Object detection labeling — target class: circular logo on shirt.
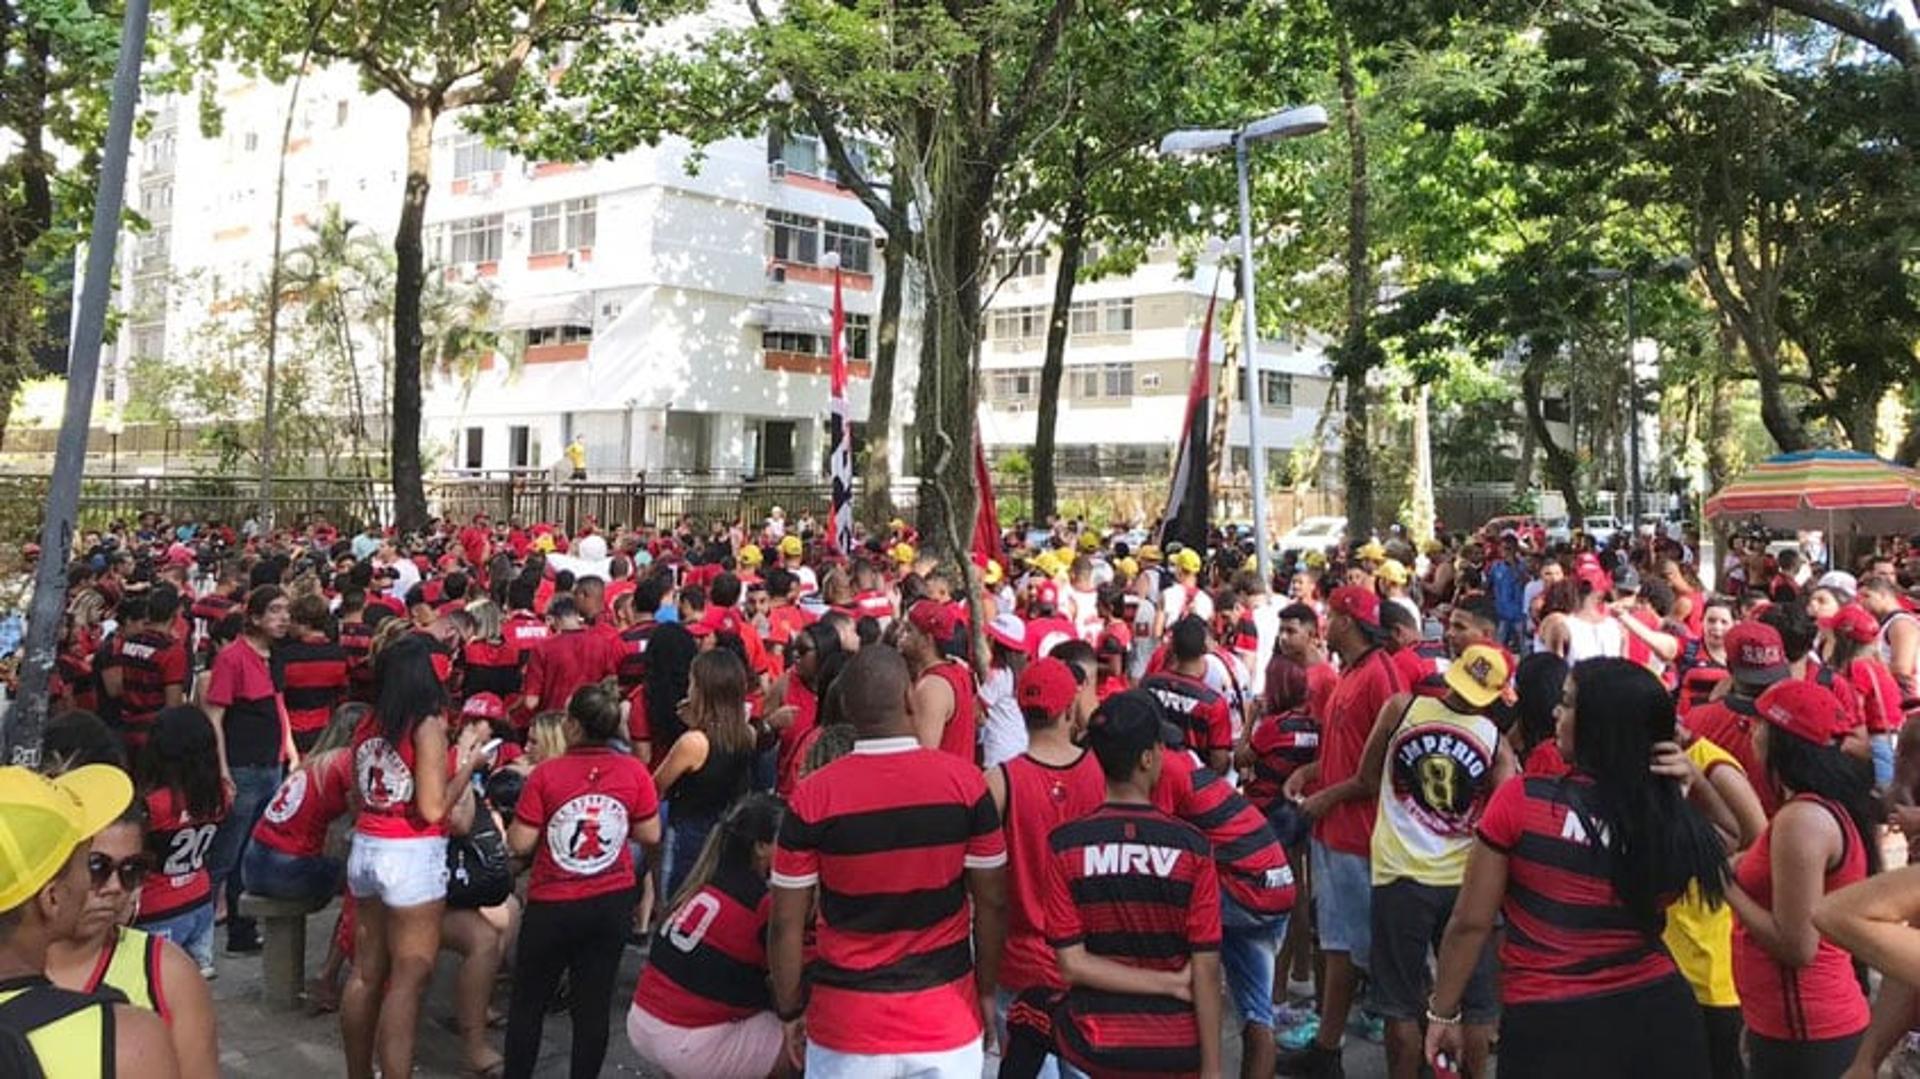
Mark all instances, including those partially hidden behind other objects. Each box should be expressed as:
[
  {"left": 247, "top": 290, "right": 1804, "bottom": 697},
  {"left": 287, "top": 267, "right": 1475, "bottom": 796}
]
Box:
[
  {"left": 1388, "top": 728, "right": 1494, "bottom": 837},
  {"left": 545, "top": 793, "right": 628, "bottom": 876},
  {"left": 355, "top": 738, "right": 414, "bottom": 810},
  {"left": 264, "top": 771, "right": 308, "bottom": 825}
]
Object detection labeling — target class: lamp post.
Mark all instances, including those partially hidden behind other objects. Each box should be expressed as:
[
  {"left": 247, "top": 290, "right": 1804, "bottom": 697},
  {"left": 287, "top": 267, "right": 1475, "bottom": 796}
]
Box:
[
  {"left": 105, "top": 408, "right": 125, "bottom": 476},
  {"left": 1161, "top": 104, "right": 1329, "bottom": 584}
]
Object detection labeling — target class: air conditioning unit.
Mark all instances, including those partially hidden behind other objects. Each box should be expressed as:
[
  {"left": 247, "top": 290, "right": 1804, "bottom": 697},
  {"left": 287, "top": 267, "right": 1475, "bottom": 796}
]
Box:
[
  {"left": 1141, "top": 373, "right": 1162, "bottom": 390},
  {"left": 874, "top": 234, "right": 888, "bottom": 252},
  {"left": 767, "top": 264, "right": 788, "bottom": 284},
  {"left": 1006, "top": 402, "right": 1027, "bottom": 413},
  {"left": 470, "top": 171, "right": 496, "bottom": 194},
  {"left": 601, "top": 301, "right": 622, "bottom": 319},
  {"left": 769, "top": 160, "right": 788, "bottom": 180},
  {"left": 455, "top": 264, "right": 479, "bottom": 284}
]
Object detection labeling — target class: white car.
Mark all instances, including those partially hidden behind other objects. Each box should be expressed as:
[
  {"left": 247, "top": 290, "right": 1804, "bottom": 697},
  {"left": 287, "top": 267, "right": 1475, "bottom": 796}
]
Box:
[
  {"left": 1543, "top": 516, "right": 1572, "bottom": 546},
  {"left": 1277, "top": 515, "right": 1348, "bottom": 559},
  {"left": 1581, "top": 515, "right": 1621, "bottom": 547}
]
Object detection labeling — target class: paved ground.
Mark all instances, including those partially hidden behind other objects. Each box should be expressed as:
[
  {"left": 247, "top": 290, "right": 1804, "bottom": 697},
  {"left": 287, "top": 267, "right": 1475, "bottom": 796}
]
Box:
[{"left": 209, "top": 902, "right": 1393, "bottom": 1077}]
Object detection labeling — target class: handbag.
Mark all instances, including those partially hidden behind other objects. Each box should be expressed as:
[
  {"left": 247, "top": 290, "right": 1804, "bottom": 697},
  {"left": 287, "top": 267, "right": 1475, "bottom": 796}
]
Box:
[{"left": 445, "top": 790, "right": 513, "bottom": 910}]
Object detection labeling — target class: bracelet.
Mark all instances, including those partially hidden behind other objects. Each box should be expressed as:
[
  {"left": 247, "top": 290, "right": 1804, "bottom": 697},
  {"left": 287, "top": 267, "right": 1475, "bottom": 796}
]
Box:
[{"left": 1425, "top": 1003, "right": 1463, "bottom": 1026}]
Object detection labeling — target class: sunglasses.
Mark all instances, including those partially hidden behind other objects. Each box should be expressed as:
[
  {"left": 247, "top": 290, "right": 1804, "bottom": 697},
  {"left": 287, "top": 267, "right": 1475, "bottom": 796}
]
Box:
[{"left": 87, "top": 852, "right": 150, "bottom": 891}]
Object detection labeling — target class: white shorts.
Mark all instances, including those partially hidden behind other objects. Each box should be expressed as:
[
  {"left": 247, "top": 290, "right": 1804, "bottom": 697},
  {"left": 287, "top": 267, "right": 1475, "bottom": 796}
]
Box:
[
  {"left": 627, "top": 1004, "right": 784, "bottom": 1079},
  {"left": 805, "top": 1037, "right": 983, "bottom": 1079},
  {"left": 346, "top": 833, "right": 449, "bottom": 908}
]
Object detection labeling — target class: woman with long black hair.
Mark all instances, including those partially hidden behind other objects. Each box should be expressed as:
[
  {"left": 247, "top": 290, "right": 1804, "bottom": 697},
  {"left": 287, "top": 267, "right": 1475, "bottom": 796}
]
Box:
[
  {"left": 339, "top": 633, "right": 490, "bottom": 1079},
  {"left": 1511, "top": 652, "right": 1570, "bottom": 777},
  {"left": 133, "top": 706, "right": 230, "bottom": 978},
  {"left": 1727, "top": 679, "right": 1876, "bottom": 1077},
  {"left": 1427, "top": 658, "right": 1727, "bottom": 1078},
  {"left": 631, "top": 621, "right": 698, "bottom": 769}
]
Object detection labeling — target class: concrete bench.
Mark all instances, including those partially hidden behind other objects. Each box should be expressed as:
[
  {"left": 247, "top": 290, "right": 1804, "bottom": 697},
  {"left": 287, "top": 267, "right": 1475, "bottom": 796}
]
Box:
[{"left": 237, "top": 892, "right": 331, "bottom": 1009}]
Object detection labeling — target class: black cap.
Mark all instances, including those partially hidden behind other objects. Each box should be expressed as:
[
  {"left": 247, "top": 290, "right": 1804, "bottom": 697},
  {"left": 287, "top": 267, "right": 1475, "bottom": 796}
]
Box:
[{"left": 1612, "top": 565, "right": 1642, "bottom": 593}]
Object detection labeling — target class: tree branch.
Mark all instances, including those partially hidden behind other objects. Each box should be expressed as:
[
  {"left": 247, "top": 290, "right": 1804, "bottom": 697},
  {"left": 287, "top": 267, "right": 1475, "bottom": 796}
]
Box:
[
  {"left": 1763, "top": 0, "right": 1920, "bottom": 66},
  {"left": 982, "top": 0, "right": 1076, "bottom": 178}
]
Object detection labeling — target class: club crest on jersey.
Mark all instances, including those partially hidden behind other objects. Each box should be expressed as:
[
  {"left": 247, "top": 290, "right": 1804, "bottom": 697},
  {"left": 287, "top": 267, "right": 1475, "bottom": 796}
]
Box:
[
  {"left": 264, "top": 771, "right": 307, "bottom": 825},
  {"left": 355, "top": 738, "right": 413, "bottom": 809},
  {"left": 547, "top": 793, "right": 628, "bottom": 875}
]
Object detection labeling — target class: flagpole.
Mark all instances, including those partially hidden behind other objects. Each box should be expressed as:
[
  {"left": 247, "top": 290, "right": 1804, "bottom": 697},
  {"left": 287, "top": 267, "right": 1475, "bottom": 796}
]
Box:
[{"left": 825, "top": 251, "right": 854, "bottom": 555}]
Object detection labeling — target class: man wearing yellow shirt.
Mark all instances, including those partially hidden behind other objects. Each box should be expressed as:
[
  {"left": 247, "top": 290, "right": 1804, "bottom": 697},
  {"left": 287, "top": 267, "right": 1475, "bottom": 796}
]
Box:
[
  {"left": 564, "top": 435, "right": 588, "bottom": 480},
  {"left": 1664, "top": 734, "right": 1767, "bottom": 1079}
]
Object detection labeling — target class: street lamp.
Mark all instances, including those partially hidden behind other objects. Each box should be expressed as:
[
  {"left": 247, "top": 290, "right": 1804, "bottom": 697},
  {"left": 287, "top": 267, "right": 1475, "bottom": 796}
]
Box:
[
  {"left": 1161, "top": 104, "right": 1329, "bottom": 584},
  {"left": 1584, "top": 255, "right": 1692, "bottom": 522},
  {"left": 104, "top": 407, "right": 125, "bottom": 477}
]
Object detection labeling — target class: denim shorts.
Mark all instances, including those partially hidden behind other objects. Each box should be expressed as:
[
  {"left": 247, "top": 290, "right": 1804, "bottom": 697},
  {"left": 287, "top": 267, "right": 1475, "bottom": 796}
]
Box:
[
  {"left": 1872, "top": 733, "right": 1896, "bottom": 788},
  {"left": 1310, "top": 840, "right": 1372, "bottom": 970},
  {"left": 137, "top": 900, "right": 215, "bottom": 969},
  {"left": 241, "top": 842, "right": 344, "bottom": 905},
  {"left": 1220, "top": 891, "right": 1288, "bottom": 1029},
  {"left": 346, "top": 833, "right": 448, "bottom": 908}
]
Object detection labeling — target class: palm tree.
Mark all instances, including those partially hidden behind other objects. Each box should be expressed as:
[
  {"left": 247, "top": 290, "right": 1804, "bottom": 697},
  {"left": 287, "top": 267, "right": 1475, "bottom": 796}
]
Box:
[
  {"left": 278, "top": 208, "right": 391, "bottom": 472},
  {"left": 420, "top": 268, "right": 521, "bottom": 402}
]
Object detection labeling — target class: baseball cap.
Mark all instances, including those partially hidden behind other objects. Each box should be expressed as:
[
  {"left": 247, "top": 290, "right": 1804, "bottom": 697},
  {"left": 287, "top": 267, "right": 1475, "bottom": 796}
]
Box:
[
  {"left": 1577, "top": 564, "right": 1612, "bottom": 597},
  {"left": 0, "top": 764, "right": 133, "bottom": 913},
  {"left": 1171, "top": 549, "right": 1203, "bottom": 575},
  {"left": 908, "top": 599, "right": 957, "bottom": 640},
  {"left": 1445, "top": 645, "right": 1512, "bottom": 709},
  {"left": 1612, "top": 566, "right": 1642, "bottom": 594},
  {"left": 1137, "top": 544, "right": 1162, "bottom": 563},
  {"left": 1078, "top": 532, "right": 1100, "bottom": 553},
  {"left": 778, "top": 535, "right": 803, "bottom": 558},
  {"left": 986, "top": 613, "right": 1027, "bottom": 651},
  {"left": 891, "top": 543, "right": 917, "bottom": 566},
  {"left": 1356, "top": 540, "right": 1387, "bottom": 563},
  {"left": 982, "top": 559, "right": 1005, "bottom": 587},
  {"left": 462, "top": 692, "right": 506, "bottom": 721},
  {"left": 1033, "top": 580, "right": 1061, "bottom": 610},
  {"left": 1756, "top": 679, "right": 1852, "bottom": 746},
  {"left": 1726, "top": 622, "right": 1790, "bottom": 687},
  {"left": 1017, "top": 658, "right": 1079, "bottom": 716},
  {"left": 738, "top": 544, "right": 763, "bottom": 568},
  {"left": 1376, "top": 559, "right": 1410, "bottom": 586},
  {"left": 1816, "top": 571, "right": 1858, "bottom": 599},
  {"left": 1086, "top": 690, "right": 1166, "bottom": 773},
  {"left": 1830, "top": 604, "right": 1879, "bottom": 645},
  {"left": 1328, "top": 585, "right": 1382, "bottom": 628}
]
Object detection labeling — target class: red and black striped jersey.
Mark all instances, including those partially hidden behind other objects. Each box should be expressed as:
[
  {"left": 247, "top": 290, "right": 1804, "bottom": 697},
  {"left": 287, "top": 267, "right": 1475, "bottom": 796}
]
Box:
[
  {"left": 615, "top": 621, "right": 655, "bottom": 694},
  {"left": 1044, "top": 802, "right": 1220, "bottom": 1079},
  {"left": 1140, "top": 670, "right": 1233, "bottom": 758},
  {"left": 1153, "top": 748, "right": 1295, "bottom": 916},
  {"left": 277, "top": 632, "right": 348, "bottom": 736},
  {"left": 1244, "top": 708, "right": 1320, "bottom": 812},
  {"left": 997, "top": 751, "right": 1107, "bottom": 994},
  {"left": 338, "top": 618, "right": 376, "bottom": 702},
  {"left": 189, "top": 592, "right": 238, "bottom": 666},
  {"left": 105, "top": 629, "right": 188, "bottom": 746},
  {"left": 633, "top": 865, "right": 771, "bottom": 1027},
  {"left": 1476, "top": 774, "right": 1680, "bottom": 1005},
  {"left": 771, "top": 736, "right": 1006, "bottom": 1055},
  {"left": 461, "top": 638, "right": 523, "bottom": 702}
]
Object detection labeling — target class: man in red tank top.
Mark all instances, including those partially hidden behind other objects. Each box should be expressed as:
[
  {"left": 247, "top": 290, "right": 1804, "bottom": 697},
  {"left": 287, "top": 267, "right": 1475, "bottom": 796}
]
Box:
[
  {"left": 983, "top": 657, "right": 1106, "bottom": 1074},
  {"left": 902, "top": 599, "right": 980, "bottom": 764}
]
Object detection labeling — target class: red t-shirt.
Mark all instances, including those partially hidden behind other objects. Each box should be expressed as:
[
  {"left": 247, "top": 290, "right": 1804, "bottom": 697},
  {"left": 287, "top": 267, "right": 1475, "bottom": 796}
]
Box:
[
  {"left": 253, "top": 750, "right": 354, "bottom": 857},
  {"left": 775, "top": 678, "right": 819, "bottom": 798},
  {"left": 1522, "top": 740, "right": 1572, "bottom": 778},
  {"left": 105, "top": 629, "right": 189, "bottom": 748},
  {"left": 517, "top": 746, "right": 659, "bottom": 903},
  {"left": 997, "top": 751, "right": 1107, "bottom": 994},
  {"left": 351, "top": 715, "right": 455, "bottom": 839},
  {"left": 137, "top": 786, "right": 228, "bottom": 921},
  {"left": 1246, "top": 709, "right": 1320, "bottom": 811},
  {"left": 918, "top": 660, "right": 980, "bottom": 765},
  {"left": 205, "top": 638, "right": 286, "bottom": 768},
  {"left": 1313, "top": 648, "right": 1405, "bottom": 855},
  {"left": 523, "top": 628, "right": 618, "bottom": 714},
  {"left": 1304, "top": 661, "right": 1339, "bottom": 723},
  {"left": 1477, "top": 774, "right": 1681, "bottom": 1004},
  {"left": 771, "top": 737, "right": 1006, "bottom": 1055}
]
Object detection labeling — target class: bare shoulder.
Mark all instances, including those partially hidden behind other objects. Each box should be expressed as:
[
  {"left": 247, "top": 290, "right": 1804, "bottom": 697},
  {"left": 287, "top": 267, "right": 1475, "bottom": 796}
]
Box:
[{"left": 113, "top": 1004, "right": 180, "bottom": 1077}]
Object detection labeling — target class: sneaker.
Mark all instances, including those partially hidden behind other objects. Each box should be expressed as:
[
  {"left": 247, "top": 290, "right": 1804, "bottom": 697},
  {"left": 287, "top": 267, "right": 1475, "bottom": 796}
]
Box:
[
  {"left": 198, "top": 963, "right": 217, "bottom": 982},
  {"left": 1277, "top": 1013, "right": 1321, "bottom": 1053},
  {"left": 1347, "top": 1010, "right": 1386, "bottom": 1043},
  {"left": 1274, "top": 1040, "right": 1344, "bottom": 1077}
]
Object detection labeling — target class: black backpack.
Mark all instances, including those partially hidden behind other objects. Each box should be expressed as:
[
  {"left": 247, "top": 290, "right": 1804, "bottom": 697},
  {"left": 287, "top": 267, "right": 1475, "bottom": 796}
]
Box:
[
  {"left": 446, "top": 789, "right": 514, "bottom": 910},
  {"left": 0, "top": 981, "right": 125, "bottom": 1079}
]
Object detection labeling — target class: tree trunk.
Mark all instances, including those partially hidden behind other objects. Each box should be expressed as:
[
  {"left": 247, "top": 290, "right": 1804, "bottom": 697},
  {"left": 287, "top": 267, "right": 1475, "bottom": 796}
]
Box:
[
  {"left": 390, "top": 102, "right": 435, "bottom": 532},
  {"left": 1335, "top": 29, "right": 1377, "bottom": 535},
  {"left": 1897, "top": 406, "right": 1920, "bottom": 467},
  {"left": 1032, "top": 181, "right": 1088, "bottom": 521},
  {"left": 857, "top": 168, "right": 910, "bottom": 525},
  {"left": 1211, "top": 292, "right": 1242, "bottom": 484},
  {"left": 1521, "top": 344, "right": 1583, "bottom": 521},
  {"left": 1513, "top": 397, "right": 1536, "bottom": 499}
]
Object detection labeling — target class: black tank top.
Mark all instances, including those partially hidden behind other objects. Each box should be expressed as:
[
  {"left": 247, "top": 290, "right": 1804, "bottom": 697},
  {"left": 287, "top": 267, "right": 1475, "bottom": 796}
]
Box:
[{"left": 666, "top": 738, "right": 753, "bottom": 818}]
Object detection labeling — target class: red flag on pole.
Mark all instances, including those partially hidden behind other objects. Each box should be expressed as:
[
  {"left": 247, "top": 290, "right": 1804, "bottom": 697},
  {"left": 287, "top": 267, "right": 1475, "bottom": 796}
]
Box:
[
  {"left": 828, "top": 260, "right": 854, "bottom": 554},
  {"left": 972, "top": 433, "right": 1000, "bottom": 569},
  {"left": 1158, "top": 275, "right": 1221, "bottom": 553}
]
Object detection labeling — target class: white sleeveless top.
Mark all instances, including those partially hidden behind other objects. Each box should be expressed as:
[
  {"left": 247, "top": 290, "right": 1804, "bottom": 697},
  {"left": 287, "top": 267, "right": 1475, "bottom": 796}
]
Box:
[{"left": 1564, "top": 615, "right": 1625, "bottom": 665}]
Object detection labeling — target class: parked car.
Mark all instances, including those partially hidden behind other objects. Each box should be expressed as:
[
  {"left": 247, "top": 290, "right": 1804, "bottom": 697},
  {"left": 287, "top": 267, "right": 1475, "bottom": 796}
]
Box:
[
  {"left": 1277, "top": 515, "right": 1348, "bottom": 559},
  {"left": 1637, "top": 512, "right": 1686, "bottom": 542},
  {"left": 1479, "top": 514, "right": 1539, "bottom": 541},
  {"left": 1543, "top": 516, "right": 1572, "bottom": 546},
  {"left": 1580, "top": 515, "right": 1621, "bottom": 547}
]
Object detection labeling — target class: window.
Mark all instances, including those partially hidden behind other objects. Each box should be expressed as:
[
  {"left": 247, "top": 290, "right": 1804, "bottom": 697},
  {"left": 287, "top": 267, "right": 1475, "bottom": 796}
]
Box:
[
  {"left": 314, "top": 178, "right": 328, "bottom": 203},
  {"left": 452, "top": 132, "right": 508, "bottom": 179},
  {"left": 139, "top": 184, "right": 172, "bottom": 213},
  {"left": 990, "top": 305, "right": 1048, "bottom": 342},
  {"left": 102, "top": 361, "right": 116, "bottom": 402},
  {"left": 242, "top": 131, "right": 259, "bottom": 152},
  {"left": 449, "top": 214, "right": 503, "bottom": 264},
  {"left": 1066, "top": 298, "right": 1133, "bottom": 337},
  {"left": 132, "top": 327, "right": 165, "bottom": 359},
  {"left": 526, "top": 324, "right": 593, "bottom": 347},
  {"left": 774, "top": 129, "right": 876, "bottom": 184},
  {"left": 767, "top": 211, "right": 873, "bottom": 273},
  {"left": 1102, "top": 298, "right": 1134, "bottom": 333},
  {"left": 988, "top": 370, "right": 1036, "bottom": 402},
  {"left": 508, "top": 425, "right": 532, "bottom": 468},
  {"left": 463, "top": 427, "right": 484, "bottom": 470},
  {"left": 1074, "top": 362, "right": 1133, "bottom": 399},
  {"left": 1260, "top": 371, "right": 1294, "bottom": 408},
  {"left": 136, "top": 231, "right": 168, "bottom": 273},
  {"left": 335, "top": 100, "right": 350, "bottom": 128},
  {"left": 761, "top": 313, "right": 871, "bottom": 360},
  {"left": 1068, "top": 300, "right": 1100, "bottom": 336},
  {"left": 993, "top": 247, "right": 1048, "bottom": 279},
  {"left": 144, "top": 132, "right": 175, "bottom": 171},
  {"left": 530, "top": 198, "right": 596, "bottom": 254}
]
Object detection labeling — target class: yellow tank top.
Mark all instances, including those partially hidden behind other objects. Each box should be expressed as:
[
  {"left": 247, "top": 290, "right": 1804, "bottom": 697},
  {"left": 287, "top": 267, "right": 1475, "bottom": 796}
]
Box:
[
  {"left": 0, "top": 976, "right": 113, "bottom": 1079},
  {"left": 86, "top": 928, "right": 165, "bottom": 1021},
  {"left": 1663, "top": 737, "right": 1742, "bottom": 1008},
  {"left": 1370, "top": 696, "right": 1502, "bottom": 887}
]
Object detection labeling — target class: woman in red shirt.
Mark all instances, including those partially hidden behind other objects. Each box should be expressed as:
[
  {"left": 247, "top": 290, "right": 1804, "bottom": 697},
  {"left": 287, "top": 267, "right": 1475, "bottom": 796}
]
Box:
[
  {"left": 627, "top": 792, "right": 783, "bottom": 1079},
  {"left": 133, "top": 706, "right": 230, "bottom": 979},
  {"left": 1727, "top": 679, "right": 1875, "bottom": 1076},
  {"left": 1428, "top": 659, "right": 1728, "bottom": 1078},
  {"left": 504, "top": 683, "right": 662, "bottom": 1079},
  {"left": 339, "top": 634, "right": 490, "bottom": 1079}
]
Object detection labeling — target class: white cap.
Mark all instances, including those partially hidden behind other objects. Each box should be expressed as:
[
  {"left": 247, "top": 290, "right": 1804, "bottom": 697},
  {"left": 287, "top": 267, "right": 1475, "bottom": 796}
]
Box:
[{"left": 1816, "top": 570, "right": 1858, "bottom": 598}]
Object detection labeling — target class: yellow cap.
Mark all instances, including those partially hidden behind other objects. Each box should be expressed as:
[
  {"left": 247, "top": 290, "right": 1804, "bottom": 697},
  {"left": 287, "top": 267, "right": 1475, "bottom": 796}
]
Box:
[
  {"left": 1421, "top": 538, "right": 1445, "bottom": 555},
  {"left": 0, "top": 764, "right": 132, "bottom": 913},
  {"left": 778, "top": 535, "right": 803, "bottom": 557},
  {"left": 1078, "top": 532, "right": 1100, "bottom": 552},
  {"left": 982, "top": 559, "right": 1005, "bottom": 586},
  {"left": 738, "top": 544, "right": 763, "bottom": 567},
  {"left": 891, "top": 542, "right": 917, "bottom": 565},
  {"left": 888, "top": 517, "right": 907, "bottom": 532},
  {"left": 1172, "top": 549, "right": 1203, "bottom": 574},
  {"left": 1445, "top": 644, "right": 1512, "bottom": 709},
  {"left": 532, "top": 534, "right": 556, "bottom": 554},
  {"left": 1376, "top": 558, "right": 1410, "bottom": 585},
  {"left": 1357, "top": 541, "right": 1387, "bottom": 563},
  {"left": 1115, "top": 557, "right": 1139, "bottom": 578},
  {"left": 1304, "top": 550, "right": 1327, "bottom": 569},
  {"left": 1138, "top": 544, "right": 1162, "bottom": 563}
]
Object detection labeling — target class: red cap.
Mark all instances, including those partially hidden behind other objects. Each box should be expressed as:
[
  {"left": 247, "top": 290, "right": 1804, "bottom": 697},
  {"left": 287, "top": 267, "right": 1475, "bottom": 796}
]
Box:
[
  {"left": 1830, "top": 604, "right": 1879, "bottom": 645},
  {"left": 461, "top": 692, "right": 506, "bottom": 721},
  {"left": 1033, "top": 580, "right": 1061, "bottom": 610},
  {"left": 1328, "top": 585, "right": 1381, "bottom": 628},
  {"left": 1756, "top": 678, "right": 1851, "bottom": 746},
  {"left": 908, "top": 599, "right": 958, "bottom": 640},
  {"left": 1016, "top": 657, "right": 1079, "bottom": 716},
  {"left": 1726, "top": 622, "right": 1789, "bottom": 686},
  {"left": 1577, "top": 564, "right": 1612, "bottom": 597}
]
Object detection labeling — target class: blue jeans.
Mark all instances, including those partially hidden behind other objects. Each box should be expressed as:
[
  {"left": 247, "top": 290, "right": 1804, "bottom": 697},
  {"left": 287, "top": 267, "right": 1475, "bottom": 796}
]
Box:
[
  {"left": 241, "top": 842, "right": 343, "bottom": 904},
  {"left": 665, "top": 810, "right": 716, "bottom": 900},
  {"left": 139, "top": 901, "right": 215, "bottom": 969},
  {"left": 1221, "top": 892, "right": 1288, "bottom": 1029},
  {"left": 1873, "top": 733, "right": 1896, "bottom": 788},
  {"left": 208, "top": 764, "right": 284, "bottom": 926}
]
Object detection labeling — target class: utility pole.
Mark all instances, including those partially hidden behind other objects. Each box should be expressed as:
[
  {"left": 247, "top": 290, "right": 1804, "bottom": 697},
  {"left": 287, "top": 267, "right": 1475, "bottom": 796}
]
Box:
[{"left": 7, "top": 0, "right": 152, "bottom": 764}]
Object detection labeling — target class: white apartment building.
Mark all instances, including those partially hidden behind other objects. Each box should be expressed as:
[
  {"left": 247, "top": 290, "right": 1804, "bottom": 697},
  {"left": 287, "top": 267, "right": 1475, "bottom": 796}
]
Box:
[{"left": 977, "top": 247, "right": 1336, "bottom": 481}]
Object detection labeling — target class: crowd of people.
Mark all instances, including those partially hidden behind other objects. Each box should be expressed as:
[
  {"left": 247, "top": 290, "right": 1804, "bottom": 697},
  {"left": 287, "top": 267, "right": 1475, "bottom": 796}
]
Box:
[{"left": 4, "top": 505, "right": 1920, "bottom": 1078}]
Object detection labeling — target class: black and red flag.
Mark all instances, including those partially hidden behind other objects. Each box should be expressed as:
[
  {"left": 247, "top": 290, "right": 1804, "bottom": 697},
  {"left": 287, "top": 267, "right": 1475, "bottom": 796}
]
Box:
[{"left": 1157, "top": 277, "right": 1221, "bottom": 553}]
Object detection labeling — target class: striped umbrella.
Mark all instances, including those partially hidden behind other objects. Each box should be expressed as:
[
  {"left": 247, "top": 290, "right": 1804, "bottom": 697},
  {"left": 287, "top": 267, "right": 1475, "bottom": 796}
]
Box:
[{"left": 1704, "top": 449, "right": 1920, "bottom": 533}]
